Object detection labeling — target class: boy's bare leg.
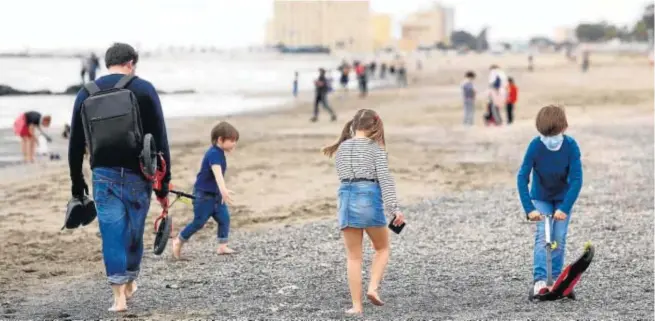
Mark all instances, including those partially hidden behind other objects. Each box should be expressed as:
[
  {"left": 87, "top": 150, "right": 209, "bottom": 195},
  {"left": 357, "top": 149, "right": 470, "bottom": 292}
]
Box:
[{"left": 172, "top": 236, "right": 184, "bottom": 259}]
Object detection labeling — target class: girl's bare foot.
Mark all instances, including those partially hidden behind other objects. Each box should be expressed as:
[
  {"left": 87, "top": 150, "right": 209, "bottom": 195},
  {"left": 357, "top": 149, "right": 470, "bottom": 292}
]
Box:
[
  {"left": 217, "top": 245, "right": 236, "bottom": 255},
  {"left": 125, "top": 281, "right": 137, "bottom": 299},
  {"left": 366, "top": 291, "right": 384, "bottom": 306},
  {"left": 172, "top": 237, "right": 183, "bottom": 260},
  {"left": 345, "top": 307, "right": 363, "bottom": 315}
]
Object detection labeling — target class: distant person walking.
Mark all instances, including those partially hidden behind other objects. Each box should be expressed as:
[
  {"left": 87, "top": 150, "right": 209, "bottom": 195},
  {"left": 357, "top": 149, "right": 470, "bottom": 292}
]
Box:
[
  {"left": 355, "top": 62, "right": 368, "bottom": 98},
  {"left": 311, "top": 68, "right": 337, "bottom": 122},
  {"left": 396, "top": 58, "right": 408, "bottom": 87},
  {"left": 338, "top": 60, "right": 351, "bottom": 93},
  {"left": 581, "top": 50, "right": 590, "bottom": 72},
  {"left": 506, "top": 77, "right": 518, "bottom": 124},
  {"left": 80, "top": 53, "right": 101, "bottom": 83},
  {"left": 13, "top": 111, "right": 52, "bottom": 163},
  {"left": 293, "top": 71, "right": 299, "bottom": 98},
  {"left": 368, "top": 61, "right": 377, "bottom": 78},
  {"left": 461, "top": 71, "right": 476, "bottom": 125},
  {"left": 379, "top": 62, "right": 387, "bottom": 79}
]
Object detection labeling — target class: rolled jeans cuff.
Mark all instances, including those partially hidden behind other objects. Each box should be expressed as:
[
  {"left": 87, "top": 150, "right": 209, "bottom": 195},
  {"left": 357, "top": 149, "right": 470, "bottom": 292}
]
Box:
[
  {"left": 178, "top": 233, "right": 190, "bottom": 242},
  {"left": 107, "top": 274, "right": 131, "bottom": 285},
  {"left": 127, "top": 270, "right": 139, "bottom": 282},
  {"left": 218, "top": 237, "right": 229, "bottom": 244}
]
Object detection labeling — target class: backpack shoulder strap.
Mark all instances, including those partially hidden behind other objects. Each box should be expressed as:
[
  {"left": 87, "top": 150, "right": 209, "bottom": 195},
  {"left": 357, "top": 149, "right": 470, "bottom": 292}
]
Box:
[
  {"left": 114, "top": 74, "right": 136, "bottom": 89},
  {"left": 83, "top": 82, "right": 101, "bottom": 95}
]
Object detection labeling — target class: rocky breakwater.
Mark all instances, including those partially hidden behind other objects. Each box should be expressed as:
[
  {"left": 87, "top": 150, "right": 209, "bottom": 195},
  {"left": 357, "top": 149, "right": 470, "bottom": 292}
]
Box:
[{"left": 0, "top": 84, "right": 196, "bottom": 97}]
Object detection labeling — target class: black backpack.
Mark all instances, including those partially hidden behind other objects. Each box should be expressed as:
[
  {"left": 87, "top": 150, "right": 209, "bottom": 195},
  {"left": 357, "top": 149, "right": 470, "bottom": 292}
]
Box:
[{"left": 80, "top": 75, "right": 144, "bottom": 169}]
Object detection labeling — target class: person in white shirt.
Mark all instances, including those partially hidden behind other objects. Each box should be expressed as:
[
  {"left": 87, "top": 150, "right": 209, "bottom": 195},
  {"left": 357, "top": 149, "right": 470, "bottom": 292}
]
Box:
[{"left": 485, "top": 65, "right": 506, "bottom": 125}]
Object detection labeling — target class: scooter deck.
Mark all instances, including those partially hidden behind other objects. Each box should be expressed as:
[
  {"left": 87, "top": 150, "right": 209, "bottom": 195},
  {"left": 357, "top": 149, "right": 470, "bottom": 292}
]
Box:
[{"left": 536, "top": 242, "right": 595, "bottom": 301}]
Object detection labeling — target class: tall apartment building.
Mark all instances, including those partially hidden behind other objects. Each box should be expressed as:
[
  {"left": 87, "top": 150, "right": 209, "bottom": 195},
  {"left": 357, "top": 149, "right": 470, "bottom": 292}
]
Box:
[
  {"left": 266, "top": 0, "right": 372, "bottom": 53},
  {"left": 400, "top": 2, "right": 454, "bottom": 51}
]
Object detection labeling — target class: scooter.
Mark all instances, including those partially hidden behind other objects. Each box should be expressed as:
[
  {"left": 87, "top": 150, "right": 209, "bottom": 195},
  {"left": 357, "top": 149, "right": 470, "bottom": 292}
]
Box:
[
  {"left": 141, "top": 134, "right": 196, "bottom": 256},
  {"left": 528, "top": 214, "right": 595, "bottom": 302}
]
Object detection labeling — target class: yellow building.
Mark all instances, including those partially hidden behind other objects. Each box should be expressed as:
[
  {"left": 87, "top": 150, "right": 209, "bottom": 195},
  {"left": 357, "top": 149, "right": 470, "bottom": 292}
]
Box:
[
  {"left": 266, "top": 0, "right": 372, "bottom": 53},
  {"left": 265, "top": 19, "right": 276, "bottom": 45},
  {"left": 400, "top": 2, "right": 454, "bottom": 51},
  {"left": 371, "top": 13, "right": 392, "bottom": 51}
]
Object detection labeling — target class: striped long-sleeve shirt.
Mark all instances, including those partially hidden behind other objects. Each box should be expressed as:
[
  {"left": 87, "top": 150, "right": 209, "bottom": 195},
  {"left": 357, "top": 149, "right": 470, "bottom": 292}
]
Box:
[{"left": 335, "top": 137, "right": 400, "bottom": 214}]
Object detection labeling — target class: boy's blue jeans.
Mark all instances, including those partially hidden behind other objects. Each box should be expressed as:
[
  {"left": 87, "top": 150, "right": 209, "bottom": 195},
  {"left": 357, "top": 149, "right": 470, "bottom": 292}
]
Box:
[
  {"left": 179, "top": 190, "right": 230, "bottom": 244},
  {"left": 533, "top": 200, "right": 572, "bottom": 282},
  {"left": 92, "top": 167, "right": 152, "bottom": 285}
]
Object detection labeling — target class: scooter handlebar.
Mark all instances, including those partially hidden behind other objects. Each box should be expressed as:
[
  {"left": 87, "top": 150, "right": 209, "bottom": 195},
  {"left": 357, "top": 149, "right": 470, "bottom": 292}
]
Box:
[{"left": 170, "top": 189, "right": 195, "bottom": 200}]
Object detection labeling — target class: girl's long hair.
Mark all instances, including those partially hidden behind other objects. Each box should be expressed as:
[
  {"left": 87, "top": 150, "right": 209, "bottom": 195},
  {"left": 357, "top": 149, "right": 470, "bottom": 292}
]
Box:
[{"left": 321, "top": 109, "right": 385, "bottom": 157}]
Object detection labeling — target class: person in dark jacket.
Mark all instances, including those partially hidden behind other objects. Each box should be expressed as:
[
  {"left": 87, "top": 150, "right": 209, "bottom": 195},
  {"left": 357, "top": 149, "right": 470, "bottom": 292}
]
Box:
[
  {"left": 311, "top": 68, "right": 337, "bottom": 122},
  {"left": 68, "top": 42, "right": 171, "bottom": 313}
]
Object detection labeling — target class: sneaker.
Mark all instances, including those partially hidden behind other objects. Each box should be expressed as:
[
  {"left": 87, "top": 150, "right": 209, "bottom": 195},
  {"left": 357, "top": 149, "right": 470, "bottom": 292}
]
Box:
[{"left": 533, "top": 280, "right": 547, "bottom": 296}]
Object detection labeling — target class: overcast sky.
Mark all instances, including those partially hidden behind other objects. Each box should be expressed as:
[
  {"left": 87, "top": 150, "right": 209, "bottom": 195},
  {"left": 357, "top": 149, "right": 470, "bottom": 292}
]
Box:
[{"left": 0, "top": 0, "right": 649, "bottom": 50}]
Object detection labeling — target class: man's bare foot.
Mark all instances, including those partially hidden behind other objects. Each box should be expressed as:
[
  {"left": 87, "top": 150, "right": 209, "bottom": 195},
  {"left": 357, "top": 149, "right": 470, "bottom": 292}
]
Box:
[
  {"left": 108, "top": 302, "right": 127, "bottom": 313},
  {"left": 345, "top": 307, "right": 363, "bottom": 315},
  {"left": 217, "top": 245, "right": 236, "bottom": 255},
  {"left": 172, "top": 237, "right": 183, "bottom": 260},
  {"left": 125, "top": 281, "right": 137, "bottom": 299},
  {"left": 366, "top": 291, "right": 384, "bottom": 306},
  {"left": 109, "top": 285, "right": 127, "bottom": 312}
]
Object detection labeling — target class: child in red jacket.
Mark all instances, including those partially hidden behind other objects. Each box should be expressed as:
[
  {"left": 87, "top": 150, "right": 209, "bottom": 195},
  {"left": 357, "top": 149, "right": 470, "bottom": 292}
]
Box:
[{"left": 506, "top": 77, "right": 518, "bottom": 124}]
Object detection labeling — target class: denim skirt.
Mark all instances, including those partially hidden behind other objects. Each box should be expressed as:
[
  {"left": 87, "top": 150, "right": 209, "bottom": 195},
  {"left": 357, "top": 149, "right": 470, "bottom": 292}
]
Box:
[{"left": 337, "top": 181, "right": 386, "bottom": 229}]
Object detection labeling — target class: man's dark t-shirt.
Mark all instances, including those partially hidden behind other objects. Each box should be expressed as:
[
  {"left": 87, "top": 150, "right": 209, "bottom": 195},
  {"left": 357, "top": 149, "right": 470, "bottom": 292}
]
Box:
[{"left": 315, "top": 74, "right": 328, "bottom": 96}]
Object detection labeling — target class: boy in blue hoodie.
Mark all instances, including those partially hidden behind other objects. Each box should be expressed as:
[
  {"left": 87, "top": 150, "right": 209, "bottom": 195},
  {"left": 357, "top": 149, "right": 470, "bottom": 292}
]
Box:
[{"left": 517, "top": 105, "right": 583, "bottom": 296}]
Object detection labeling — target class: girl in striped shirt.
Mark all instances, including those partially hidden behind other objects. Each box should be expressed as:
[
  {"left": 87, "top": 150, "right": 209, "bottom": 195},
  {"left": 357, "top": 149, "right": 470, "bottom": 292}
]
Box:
[{"left": 321, "top": 108, "right": 405, "bottom": 315}]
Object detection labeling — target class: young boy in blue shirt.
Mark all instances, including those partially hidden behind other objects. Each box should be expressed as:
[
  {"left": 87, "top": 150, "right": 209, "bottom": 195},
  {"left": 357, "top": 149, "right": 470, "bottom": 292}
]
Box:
[
  {"left": 172, "top": 121, "right": 239, "bottom": 259},
  {"left": 517, "top": 105, "right": 583, "bottom": 296}
]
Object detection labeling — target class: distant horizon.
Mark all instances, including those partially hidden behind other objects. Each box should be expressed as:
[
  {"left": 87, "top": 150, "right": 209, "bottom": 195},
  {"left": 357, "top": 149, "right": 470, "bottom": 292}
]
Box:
[{"left": 0, "top": 0, "right": 649, "bottom": 51}]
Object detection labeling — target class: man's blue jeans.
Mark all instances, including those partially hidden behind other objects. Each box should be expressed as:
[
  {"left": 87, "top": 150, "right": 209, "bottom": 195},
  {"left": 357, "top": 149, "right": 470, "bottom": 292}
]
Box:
[
  {"left": 533, "top": 200, "right": 572, "bottom": 282},
  {"left": 92, "top": 167, "right": 151, "bottom": 285},
  {"left": 179, "top": 190, "right": 230, "bottom": 244}
]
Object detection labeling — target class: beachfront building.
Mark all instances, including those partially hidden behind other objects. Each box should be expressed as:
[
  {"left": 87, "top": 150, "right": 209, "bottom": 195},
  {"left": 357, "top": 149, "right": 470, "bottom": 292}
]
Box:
[
  {"left": 371, "top": 13, "right": 392, "bottom": 51},
  {"left": 266, "top": 0, "right": 372, "bottom": 53},
  {"left": 399, "top": 2, "right": 454, "bottom": 51}
]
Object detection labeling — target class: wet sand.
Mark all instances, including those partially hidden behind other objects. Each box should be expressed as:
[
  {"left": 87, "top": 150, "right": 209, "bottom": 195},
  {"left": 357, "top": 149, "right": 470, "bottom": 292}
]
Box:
[{"left": 0, "top": 53, "right": 653, "bottom": 319}]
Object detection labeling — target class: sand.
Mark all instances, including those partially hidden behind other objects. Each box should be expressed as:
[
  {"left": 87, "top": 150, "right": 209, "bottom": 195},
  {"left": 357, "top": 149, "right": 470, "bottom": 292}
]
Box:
[{"left": 0, "top": 53, "right": 653, "bottom": 319}]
